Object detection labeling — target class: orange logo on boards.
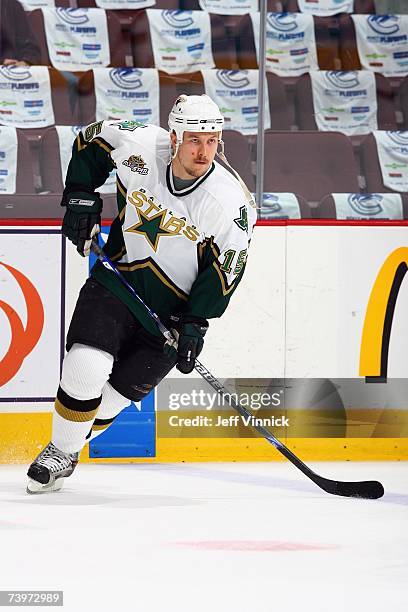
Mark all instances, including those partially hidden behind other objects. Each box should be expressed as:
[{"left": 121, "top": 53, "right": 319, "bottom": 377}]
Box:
[{"left": 0, "top": 262, "right": 44, "bottom": 387}]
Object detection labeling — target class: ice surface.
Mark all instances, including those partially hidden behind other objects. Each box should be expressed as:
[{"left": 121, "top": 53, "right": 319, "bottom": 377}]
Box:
[{"left": 0, "top": 462, "right": 407, "bottom": 612}]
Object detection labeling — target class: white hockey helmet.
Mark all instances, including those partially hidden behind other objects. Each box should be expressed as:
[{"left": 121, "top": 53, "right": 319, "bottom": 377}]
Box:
[{"left": 168, "top": 94, "right": 224, "bottom": 156}]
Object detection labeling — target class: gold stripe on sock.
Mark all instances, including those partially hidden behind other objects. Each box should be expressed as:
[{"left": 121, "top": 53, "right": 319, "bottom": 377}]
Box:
[{"left": 55, "top": 399, "right": 99, "bottom": 423}]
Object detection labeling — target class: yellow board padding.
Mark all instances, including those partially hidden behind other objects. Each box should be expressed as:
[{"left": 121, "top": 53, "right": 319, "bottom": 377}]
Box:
[
  {"left": 359, "top": 247, "right": 408, "bottom": 377},
  {"left": 0, "top": 412, "right": 407, "bottom": 464}
]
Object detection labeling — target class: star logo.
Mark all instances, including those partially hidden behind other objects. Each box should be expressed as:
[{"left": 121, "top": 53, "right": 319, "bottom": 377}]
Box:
[{"left": 126, "top": 208, "right": 173, "bottom": 251}]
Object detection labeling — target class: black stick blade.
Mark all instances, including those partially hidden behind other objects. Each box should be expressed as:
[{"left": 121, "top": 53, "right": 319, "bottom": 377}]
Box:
[{"left": 319, "top": 478, "right": 385, "bottom": 499}]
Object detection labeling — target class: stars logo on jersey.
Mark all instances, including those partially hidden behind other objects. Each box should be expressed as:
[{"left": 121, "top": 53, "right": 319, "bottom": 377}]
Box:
[
  {"left": 122, "top": 155, "right": 149, "bottom": 175},
  {"left": 126, "top": 208, "right": 173, "bottom": 251},
  {"left": 234, "top": 205, "right": 248, "bottom": 233},
  {"left": 113, "top": 120, "right": 147, "bottom": 131}
]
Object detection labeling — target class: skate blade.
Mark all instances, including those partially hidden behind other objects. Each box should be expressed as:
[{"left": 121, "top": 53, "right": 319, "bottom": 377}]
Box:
[{"left": 26, "top": 477, "right": 65, "bottom": 495}]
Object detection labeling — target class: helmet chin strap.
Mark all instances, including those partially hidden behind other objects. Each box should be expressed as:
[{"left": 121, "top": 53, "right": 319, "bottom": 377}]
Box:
[{"left": 170, "top": 138, "right": 182, "bottom": 160}]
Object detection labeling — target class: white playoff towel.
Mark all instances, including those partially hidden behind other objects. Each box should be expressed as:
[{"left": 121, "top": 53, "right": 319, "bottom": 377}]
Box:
[
  {"left": 251, "top": 12, "right": 318, "bottom": 77},
  {"left": 297, "top": 0, "right": 353, "bottom": 16},
  {"left": 95, "top": 0, "right": 154, "bottom": 9},
  {"left": 147, "top": 9, "right": 215, "bottom": 74},
  {"left": 0, "top": 65, "right": 54, "bottom": 128},
  {"left": 20, "top": 0, "right": 54, "bottom": 10},
  {"left": 352, "top": 14, "right": 408, "bottom": 77},
  {"left": 202, "top": 69, "right": 270, "bottom": 135},
  {"left": 198, "top": 0, "right": 258, "bottom": 15},
  {"left": 373, "top": 131, "right": 408, "bottom": 192},
  {"left": 310, "top": 70, "right": 378, "bottom": 135},
  {"left": 258, "top": 193, "right": 301, "bottom": 219},
  {"left": 42, "top": 8, "right": 110, "bottom": 72},
  {"left": 93, "top": 68, "right": 159, "bottom": 125},
  {"left": 0, "top": 126, "right": 18, "bottom": 194},
  {"left": 332, "top": 192, "right": 403, "bottom": 219}
]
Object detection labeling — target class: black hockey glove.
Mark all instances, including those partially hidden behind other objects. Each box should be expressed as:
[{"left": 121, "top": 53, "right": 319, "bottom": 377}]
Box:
[
  {"left": 164, "top": 315, "right": 209, "bottom": 374},
  {"left": 61, "top": 190, "right": 103, "bottom": 257}
]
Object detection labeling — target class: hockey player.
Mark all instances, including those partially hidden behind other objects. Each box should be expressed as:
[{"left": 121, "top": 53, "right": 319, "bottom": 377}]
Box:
[{"left": 26, "top": 94, "right": 257, "bottom": 493}]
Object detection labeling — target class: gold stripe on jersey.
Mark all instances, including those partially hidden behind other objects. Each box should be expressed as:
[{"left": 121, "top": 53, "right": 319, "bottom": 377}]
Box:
[
  {"left": 117, "top": 175, "right": 127, "bottom": 200},
  {"left": 76, "top": 132, "right": 87, "bottom": 152},
  {"left": 117, "top": 257, "right": 188, "bottom": 301},
  {"left": 93, "top": 137, "right": 114, "bottom": 155},
  {"left": 196, "top": 237, "right": 236, "bottom": 295},
  {"left": 111, "top": 245, "right": 127, "bottom": 263},
  {"left": 55, "top": 399, "right": 99, "bottom": 423},
  {"left": 212, "top": 261, "right": 239, "bottom": 296}
]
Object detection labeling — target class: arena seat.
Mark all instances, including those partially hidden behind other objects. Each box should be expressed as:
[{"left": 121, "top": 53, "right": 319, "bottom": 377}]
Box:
[
  {"left": 130, "top": 9, "right": 235, "bottom": 70},
  {"left": 182, "top": 1, "right": 284, "bottom": 69},
  {"left": 295, "top": 73, "right": 397, "bottom": 132},
  {"left": 76, "top": 1, "right": 183, "bottom": 6},
  {"left": 374, "top": 0, "right": 408, "bottom": 13},
  {"left": 283, "top": 0, "right": 375, "bottom": 12},
  {"left": 354, "top": 0, "right": 377, "bottom": 10},
  {"left": 398, "top": 77, "right": 408, "bottom": 129},
  {"left": 262, "top": 131, "right": 360, "bottom": 203},
  {"left": 265, "top": 73, "right": 292, "bottom": 130},
  {"left": 217, "top": 130, "right": 255, "bottom": 191},
  {"left": 338, "top": 14, "right": 361, "bottom": 71},
  {"left": 159, "top": 71, "right": 204, "bottom": 127},
  {"left": 359, "top": 133, "right": 395, "bottom": 193},
  {"left": 49, "top": 68, "right": 77, "bottom": 125},
  {"left": 316, "top": 192, "right": 408, "bottom": 219},
  {"left": 27, "top": 9, "right": 131, "bottom": 69},
  {"left": 236, "top": 13, "right": 340, "bottom": 72},
  {"left": 182, "top": 0, "right": 283, "bottom": 8}
]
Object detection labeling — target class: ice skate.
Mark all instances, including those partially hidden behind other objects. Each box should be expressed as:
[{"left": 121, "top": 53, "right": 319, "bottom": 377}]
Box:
[{"left": 26, "top": 442, "right": 79, "bottom": 494}]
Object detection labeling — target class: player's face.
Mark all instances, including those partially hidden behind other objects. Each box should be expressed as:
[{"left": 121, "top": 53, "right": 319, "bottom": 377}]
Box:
[{"left": 172, "top": 131, "right": 219, "bottom": 180}]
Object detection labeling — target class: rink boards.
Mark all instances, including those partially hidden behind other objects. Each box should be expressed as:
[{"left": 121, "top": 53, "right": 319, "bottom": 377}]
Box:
[{"left": 0, "top": 220, "right": 407, "bottom": 462}]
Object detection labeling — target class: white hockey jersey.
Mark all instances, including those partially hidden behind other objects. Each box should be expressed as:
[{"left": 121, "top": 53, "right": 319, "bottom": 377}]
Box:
[{"left": 65, "top": 120, "right": 257, "bottom": 336}]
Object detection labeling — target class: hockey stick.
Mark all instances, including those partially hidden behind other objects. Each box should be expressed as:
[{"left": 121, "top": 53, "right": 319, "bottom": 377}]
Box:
[{"left": 91, "top": 239, "right": 384, "bottom": 500}]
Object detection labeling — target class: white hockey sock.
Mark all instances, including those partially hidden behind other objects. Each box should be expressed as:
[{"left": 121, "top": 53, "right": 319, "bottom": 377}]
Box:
[
  {"left": 86, "top": 382, "right": 131, "bottom": 442},
  {"left": 52, "top": 343, "right": 114, "bottom": 454}
]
